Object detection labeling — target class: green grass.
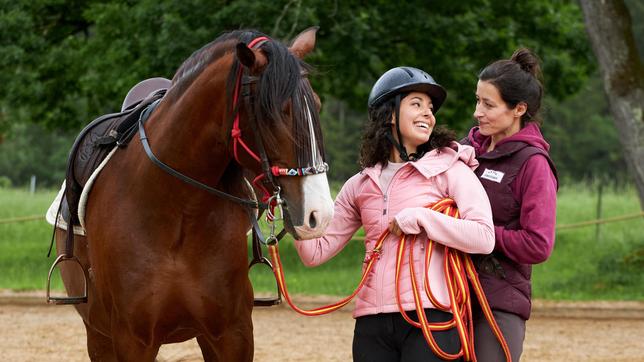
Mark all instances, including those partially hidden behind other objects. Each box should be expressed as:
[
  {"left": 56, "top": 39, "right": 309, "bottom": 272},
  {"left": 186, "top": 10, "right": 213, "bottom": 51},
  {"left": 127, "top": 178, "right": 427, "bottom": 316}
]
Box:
[
  {"left": 249, "top": 232, "right": 366, "bottom": 297},
  {"left": 0, "top": 188, "right": 62, "bottom": 290},
  {"left": 1, "top": 185, "right": 643, "bottom": 300},
  {"left": 533, "top": 183, "right": 644, "bottom": 300}
]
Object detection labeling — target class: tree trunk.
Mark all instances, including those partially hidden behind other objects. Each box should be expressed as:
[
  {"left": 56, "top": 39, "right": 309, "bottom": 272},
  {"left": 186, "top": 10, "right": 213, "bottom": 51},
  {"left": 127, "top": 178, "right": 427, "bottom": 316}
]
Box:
[{"left": 580, "top": 0, "right": 644, "bottom": 210}]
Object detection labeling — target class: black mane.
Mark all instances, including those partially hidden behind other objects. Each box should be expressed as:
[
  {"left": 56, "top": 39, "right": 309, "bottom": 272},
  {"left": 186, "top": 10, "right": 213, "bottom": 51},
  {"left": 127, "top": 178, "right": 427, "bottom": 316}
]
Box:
[{"left": 171, "top": 29, "right": 325, "bottom": 167}]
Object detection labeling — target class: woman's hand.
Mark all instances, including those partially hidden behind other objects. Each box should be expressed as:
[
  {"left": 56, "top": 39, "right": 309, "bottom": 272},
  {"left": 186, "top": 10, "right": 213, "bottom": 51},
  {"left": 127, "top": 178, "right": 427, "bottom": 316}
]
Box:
[{"left": 388, "top": 219, "right": 403, "bottom": 236}]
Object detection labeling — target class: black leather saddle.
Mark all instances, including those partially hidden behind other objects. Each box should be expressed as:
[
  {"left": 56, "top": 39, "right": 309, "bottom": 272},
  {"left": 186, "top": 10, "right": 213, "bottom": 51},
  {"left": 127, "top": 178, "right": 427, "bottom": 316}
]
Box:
[{"left": 58, "top": 89, "right": 166, "bottom": 251}]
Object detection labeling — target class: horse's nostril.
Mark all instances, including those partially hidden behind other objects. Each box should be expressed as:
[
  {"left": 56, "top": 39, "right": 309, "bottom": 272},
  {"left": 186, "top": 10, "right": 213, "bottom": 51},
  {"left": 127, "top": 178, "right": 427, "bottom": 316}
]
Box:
[{"left": 308, "top": 211, "right": 318, "bottom": 229}]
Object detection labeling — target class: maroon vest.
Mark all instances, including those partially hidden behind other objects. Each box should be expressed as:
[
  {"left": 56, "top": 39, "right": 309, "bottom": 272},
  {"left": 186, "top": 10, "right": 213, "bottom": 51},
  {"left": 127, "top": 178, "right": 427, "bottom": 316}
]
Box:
[{"left": 463, "top": 139, "right": 557, "bottom": 320}]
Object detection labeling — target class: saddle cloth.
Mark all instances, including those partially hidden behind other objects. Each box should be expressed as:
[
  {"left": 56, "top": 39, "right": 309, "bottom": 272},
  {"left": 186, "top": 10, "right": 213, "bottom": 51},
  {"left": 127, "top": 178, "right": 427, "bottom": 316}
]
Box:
[
  {"left": 46, "top": 147, "right": 117, "bottom": 235},
  {"left": 48, "top": 89, "right": 166, "bottom": 236}
]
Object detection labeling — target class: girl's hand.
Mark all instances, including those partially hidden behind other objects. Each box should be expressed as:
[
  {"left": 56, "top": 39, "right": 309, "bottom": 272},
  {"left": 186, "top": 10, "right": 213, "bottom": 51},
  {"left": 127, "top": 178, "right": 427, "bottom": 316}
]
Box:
[{"left": 388, "top": 219, "right": 403, "bottom": 236}]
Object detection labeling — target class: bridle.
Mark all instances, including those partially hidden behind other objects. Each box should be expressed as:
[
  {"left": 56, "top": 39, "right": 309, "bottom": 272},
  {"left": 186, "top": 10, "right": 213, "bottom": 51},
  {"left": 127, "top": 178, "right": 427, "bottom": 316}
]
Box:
[
  {"left": 230, "top": 36, "right": 328, "bottom": 218},
  {"left": 138, "top": 35, "right": 328, "bottom": 245}
]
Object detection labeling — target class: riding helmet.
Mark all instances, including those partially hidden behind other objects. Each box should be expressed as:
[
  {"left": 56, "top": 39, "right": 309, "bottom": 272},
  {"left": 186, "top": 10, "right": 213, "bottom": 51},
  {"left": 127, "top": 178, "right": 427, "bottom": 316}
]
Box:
[{"left": 367, "top": 66, "right": 446, "bottom": 112}]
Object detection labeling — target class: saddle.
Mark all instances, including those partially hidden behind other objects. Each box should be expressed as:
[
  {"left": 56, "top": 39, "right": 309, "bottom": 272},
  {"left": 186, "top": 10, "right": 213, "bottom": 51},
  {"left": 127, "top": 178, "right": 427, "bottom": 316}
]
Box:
[
  {"left": 59, "top": 79, "right": 171, "bottom": 256},
  {"left": 47, "top": 78, "right": 171, "bottom": 305}
]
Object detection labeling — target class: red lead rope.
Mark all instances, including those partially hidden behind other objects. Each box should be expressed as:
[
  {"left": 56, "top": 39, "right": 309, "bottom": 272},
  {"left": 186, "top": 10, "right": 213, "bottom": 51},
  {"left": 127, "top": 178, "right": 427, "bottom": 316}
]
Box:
[{"left": 267, "top": 198, "right": 511, "bottom": 361}]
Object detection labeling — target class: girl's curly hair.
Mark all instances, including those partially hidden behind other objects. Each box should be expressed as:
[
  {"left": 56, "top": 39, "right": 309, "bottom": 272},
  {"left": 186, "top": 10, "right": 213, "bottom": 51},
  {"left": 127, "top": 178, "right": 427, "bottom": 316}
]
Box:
[{"left": 359, "top": 93, "right": 455, "bottom": 168}]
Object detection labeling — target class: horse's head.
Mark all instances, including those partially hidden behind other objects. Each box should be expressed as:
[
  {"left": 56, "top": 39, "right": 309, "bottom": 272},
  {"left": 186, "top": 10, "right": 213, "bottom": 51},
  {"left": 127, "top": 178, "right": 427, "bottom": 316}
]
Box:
[{"left": 230, "top": 28, "right": 333, "bottom": 240}]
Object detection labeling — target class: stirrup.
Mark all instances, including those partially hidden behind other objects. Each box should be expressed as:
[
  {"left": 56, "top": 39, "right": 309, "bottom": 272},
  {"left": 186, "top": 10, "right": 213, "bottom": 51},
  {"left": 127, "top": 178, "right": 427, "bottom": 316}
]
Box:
[
  {"left": 249, "top": 256, "right": 281, "bottom": 307},
  {"left": 46, "top": 254, "right": 89, "bottom": 305}
]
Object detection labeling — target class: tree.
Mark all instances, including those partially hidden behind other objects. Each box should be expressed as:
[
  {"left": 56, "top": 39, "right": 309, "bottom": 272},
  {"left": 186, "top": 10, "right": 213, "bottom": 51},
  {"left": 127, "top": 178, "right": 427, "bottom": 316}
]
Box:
[
  {"left": 580, "top": 0, "right": 644, "bottom": 209},
  {"left": 1, "top": 0, "right": 595, "bottom": 183}
]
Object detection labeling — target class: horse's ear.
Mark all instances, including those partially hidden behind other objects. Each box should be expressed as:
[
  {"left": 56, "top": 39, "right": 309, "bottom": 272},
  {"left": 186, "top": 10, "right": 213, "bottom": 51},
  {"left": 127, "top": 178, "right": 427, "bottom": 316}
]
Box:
[
  {"left": 236, "top": 42, "right": 268, "bottom": 73},
  {"left": 289, "top": 26, "right": 319, "bottom": 59},
  {"left": 236, "top": 42, "right": 256, "bottom": 68}
]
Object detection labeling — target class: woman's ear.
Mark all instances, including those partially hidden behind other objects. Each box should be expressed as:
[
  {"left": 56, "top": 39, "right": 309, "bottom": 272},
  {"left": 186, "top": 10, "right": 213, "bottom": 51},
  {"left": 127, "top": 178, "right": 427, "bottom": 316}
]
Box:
[{"left": 515, "top": 102, "right": 528, "bottom": 118}]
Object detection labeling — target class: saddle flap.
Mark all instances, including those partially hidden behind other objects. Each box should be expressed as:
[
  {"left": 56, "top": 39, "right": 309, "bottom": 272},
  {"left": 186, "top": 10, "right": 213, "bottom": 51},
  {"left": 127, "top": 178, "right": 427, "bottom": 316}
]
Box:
[{"left": 63, "top": 89, "right": 166, "bottom": 229}]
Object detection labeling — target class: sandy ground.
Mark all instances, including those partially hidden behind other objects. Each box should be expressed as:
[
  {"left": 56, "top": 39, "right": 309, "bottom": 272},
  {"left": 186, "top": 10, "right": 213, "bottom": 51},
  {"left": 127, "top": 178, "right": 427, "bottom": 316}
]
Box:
[{"left": 1, "top": 292, "right": 643, "bottom": 361}]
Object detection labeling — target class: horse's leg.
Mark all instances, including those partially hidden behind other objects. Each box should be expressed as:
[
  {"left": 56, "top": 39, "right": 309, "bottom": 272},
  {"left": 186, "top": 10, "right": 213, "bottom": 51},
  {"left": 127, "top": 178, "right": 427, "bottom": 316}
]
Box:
[
  {"left": 196, "top": 335, "right": 218, "bottom": 361},
  {"left": 109, "top": 316, "right": 161, "bottom": 362},
  {"left": 197, "top": 325, "right": 254, "bottom": 362},
  {"left": 110, "top": 335, "right": 160, "bottom": 362},
  {"left": 84, "top": 321, "right": 117, "bottom": 362}
]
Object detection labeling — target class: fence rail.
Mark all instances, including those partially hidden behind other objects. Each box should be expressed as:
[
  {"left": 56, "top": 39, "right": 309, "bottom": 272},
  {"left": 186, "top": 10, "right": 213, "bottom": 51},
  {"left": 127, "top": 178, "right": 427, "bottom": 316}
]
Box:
[
  {"left": 556, "top": 211, "right": 644, "bottom": 230},
  {"left": 1, "top": 211, "right": 643, "bottom": 230},
  {"left": 0, "top": 215, "right": 45, "bottom": 225}
]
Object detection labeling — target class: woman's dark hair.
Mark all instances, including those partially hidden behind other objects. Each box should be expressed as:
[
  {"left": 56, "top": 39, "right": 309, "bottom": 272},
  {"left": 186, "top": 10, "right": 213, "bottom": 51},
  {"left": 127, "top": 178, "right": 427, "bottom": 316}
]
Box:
[
  {"left": 359, "top": 93, "right": 455, "bottom": 168},
  {"left": 478, "top": 48, "right": 544, "bottom": 126}
]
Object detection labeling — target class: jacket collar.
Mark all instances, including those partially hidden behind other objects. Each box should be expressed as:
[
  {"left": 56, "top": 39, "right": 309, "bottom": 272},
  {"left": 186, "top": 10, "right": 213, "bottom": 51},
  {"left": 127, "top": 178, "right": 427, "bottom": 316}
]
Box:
[{"left": 361, "top": 141, "right": 478, "bottom": 182}]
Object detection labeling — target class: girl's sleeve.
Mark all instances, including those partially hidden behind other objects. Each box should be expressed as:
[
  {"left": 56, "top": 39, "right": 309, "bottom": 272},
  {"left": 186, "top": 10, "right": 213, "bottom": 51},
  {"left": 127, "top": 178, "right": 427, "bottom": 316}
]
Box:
[
  {"left": 394, "top": 161, "right": 495, "bottom": 254},
  {"left": 294, "top": 179, "right": 363, "bottom": 267},
  {"left": 494, "top": 155, "right": 557, "bottom": 264}
]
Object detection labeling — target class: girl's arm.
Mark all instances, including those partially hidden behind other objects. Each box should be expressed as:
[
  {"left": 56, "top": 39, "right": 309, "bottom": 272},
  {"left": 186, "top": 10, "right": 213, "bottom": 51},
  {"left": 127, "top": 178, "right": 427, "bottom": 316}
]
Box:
[{"left": 394, "top": 161, "right": 495, "bottom": 254}]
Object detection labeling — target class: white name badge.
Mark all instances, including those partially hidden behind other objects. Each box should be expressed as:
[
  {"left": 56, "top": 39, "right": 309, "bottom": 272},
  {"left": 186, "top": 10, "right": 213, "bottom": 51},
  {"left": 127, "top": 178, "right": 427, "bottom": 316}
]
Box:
[{"left": 481, "top": 168, "right": 505, "bottom": 183}]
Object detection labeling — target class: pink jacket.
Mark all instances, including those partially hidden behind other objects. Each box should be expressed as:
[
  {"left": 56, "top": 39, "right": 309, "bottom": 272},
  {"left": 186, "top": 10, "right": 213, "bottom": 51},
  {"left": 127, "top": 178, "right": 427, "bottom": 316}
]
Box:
[{"left": 295, "top": 142, "right": 494, "bottom": 318}]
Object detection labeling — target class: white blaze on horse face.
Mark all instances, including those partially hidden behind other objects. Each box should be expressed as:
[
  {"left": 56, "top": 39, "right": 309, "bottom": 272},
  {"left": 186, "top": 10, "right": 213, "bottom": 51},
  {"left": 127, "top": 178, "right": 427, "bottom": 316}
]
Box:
[
  {"left": 304, "top": 96, "right": 319, "bottom": 167},
  {"left": 294, "top": 172, "right": 334, "bottom": 239},
  {"left": 289, "top": 93, "right": 333, "bottom": 238}
]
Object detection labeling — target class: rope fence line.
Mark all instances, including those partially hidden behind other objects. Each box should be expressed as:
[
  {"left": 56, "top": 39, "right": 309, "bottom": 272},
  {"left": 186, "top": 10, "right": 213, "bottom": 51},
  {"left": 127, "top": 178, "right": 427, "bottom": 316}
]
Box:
[
  {"left": 556, "top": 211, "right": 644, "bottom": 230},
  {"left": 0, "top": 215, "right": 45, "bottom": 225},
  {"left": 1, "top": 211, "right": 643, "bottom": 230},
  {"left": 347, "top": 211, "right": 644, "bottom": 241}
]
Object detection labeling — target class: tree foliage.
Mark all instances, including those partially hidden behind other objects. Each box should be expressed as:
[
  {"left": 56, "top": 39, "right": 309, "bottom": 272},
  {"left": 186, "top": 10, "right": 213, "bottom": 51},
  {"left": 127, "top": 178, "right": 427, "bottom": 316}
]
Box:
[
  {"left": 0, "top": 0, "right": 598, "bottom": 184},
  {"left": 1, "top": 1, "right": 592, "bottom": 128}
]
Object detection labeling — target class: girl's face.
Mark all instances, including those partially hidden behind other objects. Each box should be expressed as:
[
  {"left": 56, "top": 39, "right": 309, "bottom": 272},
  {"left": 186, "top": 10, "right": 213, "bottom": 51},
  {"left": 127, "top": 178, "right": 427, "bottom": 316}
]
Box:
[
  {"left": 473, "top": 80, "right": 524, "bottom": 140},
  {"left": 392, "top": 92, "right": 435, "bottom": 154}
]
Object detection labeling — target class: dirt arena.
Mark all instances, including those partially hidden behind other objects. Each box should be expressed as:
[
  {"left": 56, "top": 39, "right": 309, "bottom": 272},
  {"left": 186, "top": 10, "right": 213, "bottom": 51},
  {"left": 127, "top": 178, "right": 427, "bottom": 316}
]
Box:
[{"left": 1, "top": 291, "right": 643, "bottom": 361}]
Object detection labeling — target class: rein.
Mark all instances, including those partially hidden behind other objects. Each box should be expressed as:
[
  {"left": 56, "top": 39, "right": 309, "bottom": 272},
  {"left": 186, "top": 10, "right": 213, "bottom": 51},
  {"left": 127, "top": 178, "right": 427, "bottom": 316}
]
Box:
[{"left": 268, "top": 198, "right": 512, "bottom": 362}]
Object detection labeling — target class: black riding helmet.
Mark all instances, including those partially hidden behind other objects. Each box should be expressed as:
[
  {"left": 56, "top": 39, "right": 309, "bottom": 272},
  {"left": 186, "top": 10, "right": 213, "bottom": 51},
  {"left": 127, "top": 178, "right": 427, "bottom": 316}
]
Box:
[
  {"left": 368, "top": 66, "right": 446, "bottom": 111},
  {"left": 367, "top": 66, "right": 447, "bottom": 161}
]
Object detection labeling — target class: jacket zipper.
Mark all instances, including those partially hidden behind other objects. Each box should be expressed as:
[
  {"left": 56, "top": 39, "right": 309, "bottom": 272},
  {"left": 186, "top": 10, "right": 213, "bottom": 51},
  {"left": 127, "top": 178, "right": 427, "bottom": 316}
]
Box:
[{"left": 376, "top": 164, "right": 406, "bottom": 311}]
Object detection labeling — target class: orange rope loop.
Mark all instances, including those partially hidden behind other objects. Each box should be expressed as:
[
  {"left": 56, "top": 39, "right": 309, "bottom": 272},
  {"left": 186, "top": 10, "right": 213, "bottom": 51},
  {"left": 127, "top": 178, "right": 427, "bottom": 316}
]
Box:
[{"left": 268, "top": 198, "right": 511, "bottom": 361}]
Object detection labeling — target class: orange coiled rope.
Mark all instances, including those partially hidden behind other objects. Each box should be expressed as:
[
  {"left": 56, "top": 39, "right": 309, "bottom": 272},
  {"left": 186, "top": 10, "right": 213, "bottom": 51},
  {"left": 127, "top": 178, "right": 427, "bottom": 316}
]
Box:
[{"left": 267, "top": 198, "right": 511, "bottom": 361}]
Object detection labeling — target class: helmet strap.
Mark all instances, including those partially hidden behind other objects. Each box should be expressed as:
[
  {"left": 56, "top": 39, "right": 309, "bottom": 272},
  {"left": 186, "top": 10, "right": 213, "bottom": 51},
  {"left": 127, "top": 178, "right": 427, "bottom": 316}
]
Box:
[{"left": 390, "top": 94, "right": 409, "bottom": 162}]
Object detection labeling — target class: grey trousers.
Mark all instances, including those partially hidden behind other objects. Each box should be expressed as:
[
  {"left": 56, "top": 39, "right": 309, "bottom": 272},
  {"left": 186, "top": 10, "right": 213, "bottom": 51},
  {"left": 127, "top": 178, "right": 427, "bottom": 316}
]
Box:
[{"left": 474, "top": 310, "right": 526, "bottom": 362}]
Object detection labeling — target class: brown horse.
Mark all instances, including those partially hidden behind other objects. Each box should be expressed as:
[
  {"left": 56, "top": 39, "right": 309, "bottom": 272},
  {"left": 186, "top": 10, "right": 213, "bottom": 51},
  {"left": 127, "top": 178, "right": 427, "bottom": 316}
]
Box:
[{"left": 52, "top": 27, "right": 333, "bottom": 361}]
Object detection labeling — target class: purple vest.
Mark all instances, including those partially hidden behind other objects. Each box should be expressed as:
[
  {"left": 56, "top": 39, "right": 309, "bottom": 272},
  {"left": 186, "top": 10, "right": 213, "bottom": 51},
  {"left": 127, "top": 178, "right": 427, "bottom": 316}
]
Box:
[{"left": 464, "top": 140, "right": 557, "bottom": 320}]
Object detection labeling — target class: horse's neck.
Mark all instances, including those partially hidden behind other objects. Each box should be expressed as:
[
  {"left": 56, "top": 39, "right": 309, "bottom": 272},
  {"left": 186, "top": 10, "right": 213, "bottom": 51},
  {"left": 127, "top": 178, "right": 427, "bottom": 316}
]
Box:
[{"left": 143, "top": 83, "right": 232, "bottom": 184}]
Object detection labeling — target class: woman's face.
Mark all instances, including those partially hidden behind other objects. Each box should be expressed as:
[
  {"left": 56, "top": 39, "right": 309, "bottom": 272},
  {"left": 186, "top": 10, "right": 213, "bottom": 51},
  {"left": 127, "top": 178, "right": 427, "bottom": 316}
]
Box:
[
  {"left": 393, "top": 92, "right": 435, "bottom": 153},
  {"left": 473, "top": 80, "right": 523, "bottom": 140}
]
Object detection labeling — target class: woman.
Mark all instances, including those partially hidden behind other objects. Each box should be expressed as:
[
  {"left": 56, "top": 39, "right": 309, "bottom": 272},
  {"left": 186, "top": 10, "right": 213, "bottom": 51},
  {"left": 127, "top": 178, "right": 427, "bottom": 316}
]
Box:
[
  {"left": 463, "top": 48, "right": 558, "bottom": 361},
  {"left": 295, "top": 66, "right": 494, "bottom": 361}
]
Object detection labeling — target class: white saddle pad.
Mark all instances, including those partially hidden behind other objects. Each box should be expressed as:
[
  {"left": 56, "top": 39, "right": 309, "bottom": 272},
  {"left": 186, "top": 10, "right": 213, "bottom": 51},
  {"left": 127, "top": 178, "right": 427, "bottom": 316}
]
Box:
[{"left": 45, "top": 147, "right": 118, "bottom": 235}]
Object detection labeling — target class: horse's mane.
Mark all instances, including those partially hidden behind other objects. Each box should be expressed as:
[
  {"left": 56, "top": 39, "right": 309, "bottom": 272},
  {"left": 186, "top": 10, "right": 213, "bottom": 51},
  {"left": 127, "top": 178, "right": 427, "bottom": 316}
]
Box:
[{"left": 170, "top": 29, "right": 324, "bottom": 167}]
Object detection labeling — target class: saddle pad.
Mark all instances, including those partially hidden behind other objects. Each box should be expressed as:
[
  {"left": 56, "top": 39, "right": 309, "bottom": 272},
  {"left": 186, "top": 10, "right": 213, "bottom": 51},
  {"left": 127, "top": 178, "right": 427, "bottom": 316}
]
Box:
[{"left": 46, "top": 147, "right": 118, "bottom": 235}]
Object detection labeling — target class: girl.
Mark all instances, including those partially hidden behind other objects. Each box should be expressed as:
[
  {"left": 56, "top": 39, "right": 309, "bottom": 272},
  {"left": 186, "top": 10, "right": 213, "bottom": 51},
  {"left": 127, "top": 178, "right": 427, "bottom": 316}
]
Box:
[{"left": 296, "top": 66, "right": 495, "bottom": 362}]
